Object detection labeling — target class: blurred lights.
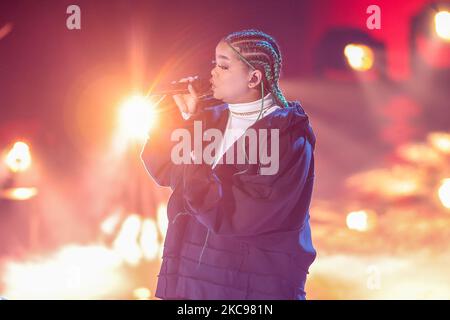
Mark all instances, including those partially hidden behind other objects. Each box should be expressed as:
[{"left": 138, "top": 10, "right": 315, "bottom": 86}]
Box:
[
  {"left": 156, "top": 203, "right": 168, "bottom": 239},
  {"left": 0, "top": 22, "right": 13, "bottom": 40},
  {"left": 108, "top": 212, "right": 162, "bottom": 265},
  {"left": 1, "top": 187, "right": 38, "bottom": 201},
  {"left": 438, "top": 179, "right": 450, "bottom": 209},
  {"left": 428, "top": 132, "right": 450, "bottom": 154},
  {"left": 100, "top": 210, "right": 122, "bottom": 235},
  {"left": 344, "top": 44, "right": 374, "bottom": 71},
  {"left": 346, "top": 166, "right": 422, "bottom": 199},
  {"left": 434, "top": 11, "right": 450, "bottom": 41},
  {"left": 397, "top": 144, "right": 442, "bottom": 166},
  {"left": 3, "top": 245, "right": 124, "bottom": 299},
  {"left": 112, "top": 214, "right": 143, "bottom": 266},
  {"left": 118, "top": 95, "right": 155, "bottom": 141},
  {"left": 4, "top": 141, "right": 32, "bottom": 173},
  {"left": 133, "top": 287, "right": 151, "bottom": 300},
  {"left": 139, "top": 218, "right": 159, "bottom": 260},
  {"left": 346, "top": 210, "right": 377, "bottom": 232}
]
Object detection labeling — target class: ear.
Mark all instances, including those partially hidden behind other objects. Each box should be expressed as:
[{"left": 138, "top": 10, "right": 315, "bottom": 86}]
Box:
[{"left": 247, "top": 70, "right": 262, "bottom": 89}]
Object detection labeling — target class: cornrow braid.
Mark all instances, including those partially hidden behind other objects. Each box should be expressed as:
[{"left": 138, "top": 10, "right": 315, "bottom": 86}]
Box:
[
  {"left": 225, "top": 29, "right": 281, "bottom": 62},
  {"left": 223, "top": 29, "right": 289, "bottom": 108}
]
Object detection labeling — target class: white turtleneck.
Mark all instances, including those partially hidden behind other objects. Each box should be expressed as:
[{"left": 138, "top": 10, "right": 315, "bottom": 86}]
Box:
[{"left": 182, "top": 93, "right": 280, "bottom": 168}]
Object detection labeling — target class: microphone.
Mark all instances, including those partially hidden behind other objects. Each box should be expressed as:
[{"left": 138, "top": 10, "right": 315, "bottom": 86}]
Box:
[
  {"left": 152, "top": 76, "right": 213, "bottom": 99},
  {"left": 151, "top": 75, "right": 223, "bottom": 109}
]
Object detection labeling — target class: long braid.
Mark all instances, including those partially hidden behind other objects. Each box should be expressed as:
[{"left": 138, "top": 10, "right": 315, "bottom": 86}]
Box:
[
  {"left": 223, "top": 29, "right": 290, "bottom": 108},
  {"left": 197, "top": 30, "right": 291, "bottom": 268}
]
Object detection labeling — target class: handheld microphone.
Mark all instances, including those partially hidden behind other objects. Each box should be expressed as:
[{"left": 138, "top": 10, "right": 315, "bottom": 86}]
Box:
[{"left": 152, "top": 76, "right": 213, "bottom": 99}]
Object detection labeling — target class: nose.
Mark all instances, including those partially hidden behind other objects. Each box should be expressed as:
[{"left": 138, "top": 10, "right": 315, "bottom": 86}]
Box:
[
  {"left": 210, "top": 67, "right": 217, "bottom": 77},
  {"left": 210, "top": 70, "right": 216, "bottom": 85}
]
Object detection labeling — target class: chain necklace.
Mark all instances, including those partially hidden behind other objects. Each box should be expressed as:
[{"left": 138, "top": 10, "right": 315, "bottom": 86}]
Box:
[{"left": 229, "top": 104, "right": 274, "bottom": 117}]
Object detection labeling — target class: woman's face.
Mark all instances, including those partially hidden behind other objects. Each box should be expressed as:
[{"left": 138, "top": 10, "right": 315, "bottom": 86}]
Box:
[{"left": 210, "top": 41, "right": 254, "bottom": 104}]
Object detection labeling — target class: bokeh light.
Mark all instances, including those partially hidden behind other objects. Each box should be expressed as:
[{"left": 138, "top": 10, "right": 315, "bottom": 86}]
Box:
[
  {"left": 112, "top": 214, "right": 143, "bottom": 266},
  {"left": 434, "top": 11, "right": 450, "bottom": 41},
  {"left": 346, "top": 210, "right": 377, "bottom": 232},
  {"left": 344, "top": 44, "right": 374, "bottom": 71},
  {"left": 4, "top": 141, "right": 32, "bottom": 173},
  {"left": 1, "top": 187, "right": 38, "bottom": 201},
  {"left": 118, "top": 95, "right": 156, "bottom": 142},
  {"left": 3, "top": 245, "right": 125, "bottom": 299},
  {"left": 133, "top": 287, "right": 151, "bottom": 300},
  {"left": 156, "top": 203, "right": 168, "bottom": 239},
  {"left": 139, "top": 218, "right": 159, "bottom": 261},
  {"left": 438, "top": 179, "right": 450, "bottom": 209}
]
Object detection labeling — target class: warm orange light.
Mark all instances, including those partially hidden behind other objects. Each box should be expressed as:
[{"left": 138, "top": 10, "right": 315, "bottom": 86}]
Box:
[
  {"left": 428, "top": 132, "right": 450, "bottom": 154},
  {"left": 139, "top": 218, "right": 159, "bottom": 261},
  {"left": 156, "top": 203, "right": 168, "bottom": 239},
  {"left": 1, "top": 187, "right": 38, "bottom": 201},
  {"left": 438, "top": 179, "right": 450, "bottom": 209},
  {"left": 118, "top": 95, "right": 155, "bottom": 141},
  {"left": 4, "top": 141, "right": 32, "bottom": 173},
  {"left": 133, "top": 287, "right": 151, "bottom": 300},
  {"left": 100, "top": 210, "right": 122, "bottom": 235},
  {"left": 344, "top": 44, "right": 374, "bottom": 71},
  {"left": 112, "top": 214, "right": 143, "bottom": 266},
  {"left": 346, "top": 210, "right": 377, "bottom": 232},
  {"left": 434, "top": 11, "right": 450, "bottom": 41},
  {"left": 3, "top": 244, "right": 124, "bottom": 299}
]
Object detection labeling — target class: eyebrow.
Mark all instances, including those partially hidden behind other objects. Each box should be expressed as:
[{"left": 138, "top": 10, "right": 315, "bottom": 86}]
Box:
[{"left": 216, "top": 54, "right": 230, "bottom": 61}]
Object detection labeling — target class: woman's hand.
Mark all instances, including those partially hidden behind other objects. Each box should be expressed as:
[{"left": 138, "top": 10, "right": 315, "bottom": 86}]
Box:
[{"left": 172, "top": 76, "right": 199, "bottom": 116}]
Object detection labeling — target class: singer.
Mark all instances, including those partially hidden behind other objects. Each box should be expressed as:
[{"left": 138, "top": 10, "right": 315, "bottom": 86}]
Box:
[{"left": 141, "top": 29, "right": 316, "bottom": 300}]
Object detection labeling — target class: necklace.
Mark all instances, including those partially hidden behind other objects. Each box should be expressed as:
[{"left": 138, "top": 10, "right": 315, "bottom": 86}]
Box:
[{"left": 229, "top": 104, "right": 273, "bottom": 117}]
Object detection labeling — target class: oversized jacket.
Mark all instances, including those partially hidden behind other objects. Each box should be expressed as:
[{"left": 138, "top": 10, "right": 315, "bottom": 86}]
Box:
[{"left": 141, "top": 99, "right": 317, "bottom": 300}]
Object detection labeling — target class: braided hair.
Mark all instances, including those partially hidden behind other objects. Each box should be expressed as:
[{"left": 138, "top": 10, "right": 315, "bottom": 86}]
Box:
[{"left": 222, "top": 29, "right": 289, "bottom": 108}]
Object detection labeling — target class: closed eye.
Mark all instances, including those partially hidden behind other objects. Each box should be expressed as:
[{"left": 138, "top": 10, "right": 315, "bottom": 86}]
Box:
[{"left": 211, "top": 59, "right": 229, "bottom": 70}]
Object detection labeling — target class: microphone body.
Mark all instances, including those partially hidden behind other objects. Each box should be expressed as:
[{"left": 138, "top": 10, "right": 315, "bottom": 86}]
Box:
[
  {"left": 152, "top": 76, "right": 223, "bottom": 109},
  {"left": 152, "top": 77, "right": 213, "bottom": 98}
]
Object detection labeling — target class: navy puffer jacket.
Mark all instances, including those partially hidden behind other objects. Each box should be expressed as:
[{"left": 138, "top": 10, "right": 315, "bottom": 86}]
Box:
[{"left": 141, "top": 100, "right": 316, "bottom": 300}]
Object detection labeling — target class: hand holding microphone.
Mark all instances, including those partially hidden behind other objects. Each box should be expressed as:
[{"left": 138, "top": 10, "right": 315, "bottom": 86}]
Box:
[
  {"left": 172, "top": 76, "right": 201, "bottom": 116},
  {"left": 152, "top": 75, "right": 220, "bottom": 117}
]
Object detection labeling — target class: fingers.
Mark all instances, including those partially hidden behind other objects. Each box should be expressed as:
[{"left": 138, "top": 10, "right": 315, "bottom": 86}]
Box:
[
  {"left": 183, "top": 75, "right": 198, "bottom": 99},
  {"left": 178, "top": 75, "right": 198, "bottom": 83},
  {"left": 172, "top": 94, "right": 188, "bottom": 113},
  {"left": 187, "top": 83, "right": 198, "bottom": 99},
  {"left": 173, "top": 75, "right": 199, "bottom": 114},
  {"left": 177, "top": 76, "right": 198, "bottom": 97}
]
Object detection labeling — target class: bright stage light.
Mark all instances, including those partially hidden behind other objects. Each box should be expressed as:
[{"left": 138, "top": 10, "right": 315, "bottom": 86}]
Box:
[
  {"left": 133, "top": 287, "right": 151, "bottom": 300},
  {"left": 344, "top": 44, "right": 374, "bottom": 71},
  {"left": 346, "top": 210, "right": 368, "bottom": 231},
  {"left": 434, "top": 11, "right": 450, "bottom": 41},
  {"left": 3, "top": 244, "right": 125, "bottom": 299},
  {"left": 139, "top": 218, "right": 159, "bottom": 261},
  {"left": 118, "top": 95, "right": 155, "bottom": 141},
  {"left": 428, "top": 132, "right": 450, "bottom": 154},
  {"left": 4, "top": 141, "right": 32, "bottom": 173},
  {"left": 438, "top": 179, "right": 450, "bottom": 209},
  {"left": 346, "top": 210, "right": 377, "bottom": 232},
  {"left": 1, "top": 187, "right": 38, "bottom": 201},
  {"left": 156, "top": 203, "right": 168, "bottom": 239},
  {"left": 100, "top": 209, "right": 122, "bottom": 235},
  {"left": 112, "top": 214, "right": 143, "bottom": 266}
]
